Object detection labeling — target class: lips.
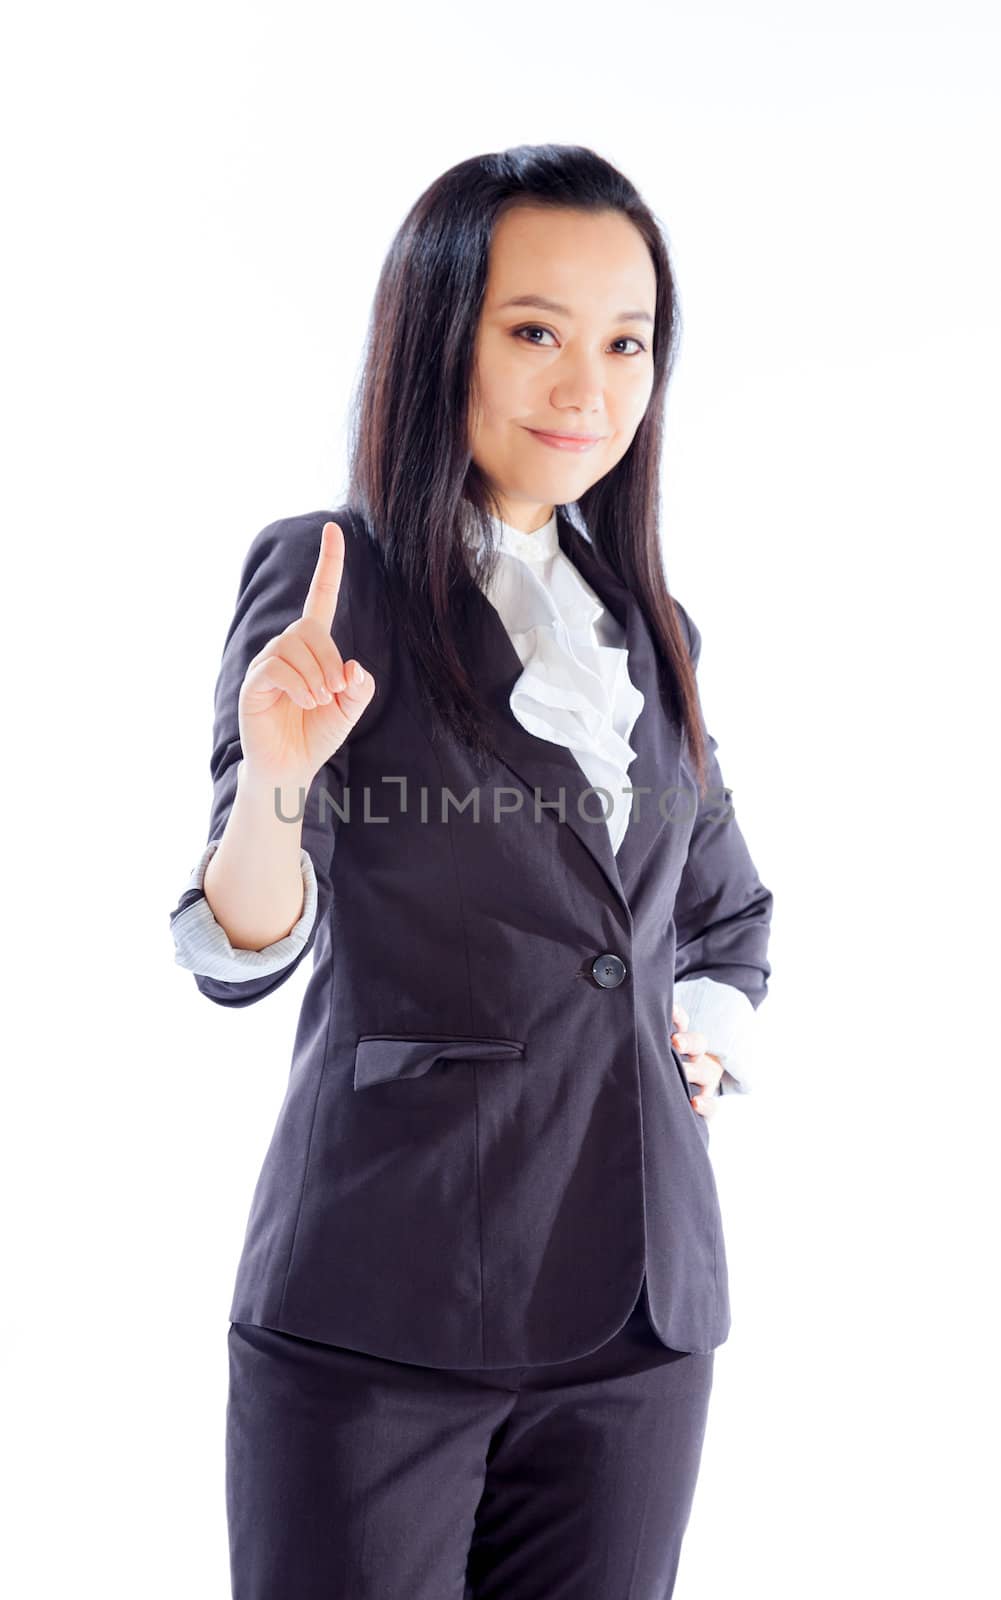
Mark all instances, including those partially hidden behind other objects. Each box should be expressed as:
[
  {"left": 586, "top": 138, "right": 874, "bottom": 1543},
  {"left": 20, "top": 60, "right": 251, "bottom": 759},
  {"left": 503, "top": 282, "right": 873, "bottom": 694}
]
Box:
[{"left": 527, "top": 428, "right": 604, "bottom": 453}]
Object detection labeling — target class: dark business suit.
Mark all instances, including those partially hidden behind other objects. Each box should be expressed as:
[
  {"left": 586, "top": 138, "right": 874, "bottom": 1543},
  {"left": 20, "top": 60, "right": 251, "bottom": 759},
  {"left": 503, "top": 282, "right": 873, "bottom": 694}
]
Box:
[{"left": 172, "top": 501, "right": 772, "bottom": 1596}]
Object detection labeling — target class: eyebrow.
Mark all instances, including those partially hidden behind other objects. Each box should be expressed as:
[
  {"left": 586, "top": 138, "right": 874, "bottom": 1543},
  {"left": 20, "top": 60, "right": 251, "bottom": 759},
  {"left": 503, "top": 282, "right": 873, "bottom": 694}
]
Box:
[{"left": 495, "top": 293, "right": 654, "bottom": 327}]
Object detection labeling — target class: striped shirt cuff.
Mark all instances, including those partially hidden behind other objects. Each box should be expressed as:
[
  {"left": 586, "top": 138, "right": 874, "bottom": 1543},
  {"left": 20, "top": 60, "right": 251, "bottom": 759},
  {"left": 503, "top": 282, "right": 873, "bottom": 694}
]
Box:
[
  {"left": 170, "top": 837, "right": 319, "bottom": 981},
  {"left": 673, "top": 975, "right": 756, "bottom": 1095}
]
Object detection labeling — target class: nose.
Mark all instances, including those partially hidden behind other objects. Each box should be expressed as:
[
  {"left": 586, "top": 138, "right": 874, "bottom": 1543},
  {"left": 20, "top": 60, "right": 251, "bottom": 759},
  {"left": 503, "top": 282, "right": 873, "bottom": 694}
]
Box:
[{"left": 548, "top": 351, "right": 606, "bottom": 415}]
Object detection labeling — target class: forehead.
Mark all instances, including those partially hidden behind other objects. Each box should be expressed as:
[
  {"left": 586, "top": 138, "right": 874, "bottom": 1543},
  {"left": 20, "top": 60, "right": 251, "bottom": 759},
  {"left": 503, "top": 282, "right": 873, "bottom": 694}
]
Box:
[{"left": 484, "top": 205, "right": 656, "bottom": 312}]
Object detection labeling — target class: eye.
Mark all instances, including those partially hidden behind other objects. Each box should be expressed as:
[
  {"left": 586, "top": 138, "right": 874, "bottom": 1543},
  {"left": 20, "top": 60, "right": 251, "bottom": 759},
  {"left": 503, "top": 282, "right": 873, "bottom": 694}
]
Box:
[
  {"left": 610, "top": 335, "right": 648, "bottom": 356},
  {"left": 513, "top": 325, "right": 648, "bottom": 356},
  {"left": 513, "top": 325, "right": 558, "bottom": 347}
]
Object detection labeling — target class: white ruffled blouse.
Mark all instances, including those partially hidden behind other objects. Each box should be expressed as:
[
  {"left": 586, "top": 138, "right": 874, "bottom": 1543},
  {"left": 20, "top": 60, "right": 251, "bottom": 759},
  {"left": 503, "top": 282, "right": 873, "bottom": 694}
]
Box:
[
  {"left": 461, "top": 506, "right": 644, "bottom": 856},
  {"left": 170, "top": 507, "right": 755, "bottom": 1093}
]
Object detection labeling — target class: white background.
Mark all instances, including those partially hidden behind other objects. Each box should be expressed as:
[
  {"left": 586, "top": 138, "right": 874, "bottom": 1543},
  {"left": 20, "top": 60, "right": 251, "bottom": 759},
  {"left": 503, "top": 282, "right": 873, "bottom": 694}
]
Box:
[{"left": 4, "top": 1, "right": 998, "bottom": 1594}]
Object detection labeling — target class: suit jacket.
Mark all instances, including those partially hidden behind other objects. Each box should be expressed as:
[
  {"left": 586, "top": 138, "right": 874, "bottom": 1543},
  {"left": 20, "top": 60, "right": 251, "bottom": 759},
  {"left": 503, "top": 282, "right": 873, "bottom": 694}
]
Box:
[{"left": 173, "top": 502, "right": 773, "bottom": 1367}]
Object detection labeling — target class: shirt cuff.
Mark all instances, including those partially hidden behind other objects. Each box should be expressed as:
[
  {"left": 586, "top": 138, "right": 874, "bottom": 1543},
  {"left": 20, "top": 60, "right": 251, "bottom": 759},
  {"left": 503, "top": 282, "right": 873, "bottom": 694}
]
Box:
[
  {"left": 673, "top": 975, "right": 756, "bottom": 1094},
  {"left": 170, "top": 837, "right": 319, "bottom": 981}
]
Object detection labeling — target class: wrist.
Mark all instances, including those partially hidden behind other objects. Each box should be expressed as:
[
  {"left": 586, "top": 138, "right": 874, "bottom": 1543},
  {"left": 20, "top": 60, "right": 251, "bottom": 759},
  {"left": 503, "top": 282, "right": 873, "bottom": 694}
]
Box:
[{"left": 236, "top": 759, "right": 315, "bottom": 820}]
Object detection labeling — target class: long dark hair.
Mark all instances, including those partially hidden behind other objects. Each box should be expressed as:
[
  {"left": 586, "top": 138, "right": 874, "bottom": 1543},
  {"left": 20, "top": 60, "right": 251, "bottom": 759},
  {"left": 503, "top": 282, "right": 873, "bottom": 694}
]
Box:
[{"left": 345, "top": 142, "right": 709, "bottom": 792}]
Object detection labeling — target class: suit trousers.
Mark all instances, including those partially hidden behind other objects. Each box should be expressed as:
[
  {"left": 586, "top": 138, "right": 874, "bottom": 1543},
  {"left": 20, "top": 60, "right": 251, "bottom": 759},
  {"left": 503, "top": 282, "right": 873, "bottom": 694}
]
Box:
[{"left": 225, "top": 1274, "right": 715, "bottom": 1600}]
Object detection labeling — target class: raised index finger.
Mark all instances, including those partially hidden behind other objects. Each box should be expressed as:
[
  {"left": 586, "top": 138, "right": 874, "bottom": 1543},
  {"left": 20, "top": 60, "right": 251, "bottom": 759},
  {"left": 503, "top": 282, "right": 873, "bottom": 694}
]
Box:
[{"left": 301, "top": 521, "right": 345, "bottom": 632}]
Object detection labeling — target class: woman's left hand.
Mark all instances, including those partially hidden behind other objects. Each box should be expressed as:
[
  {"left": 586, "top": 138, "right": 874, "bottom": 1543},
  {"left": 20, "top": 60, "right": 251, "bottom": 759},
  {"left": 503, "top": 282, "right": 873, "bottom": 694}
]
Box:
[{"left": 671, "top": 1001, "right": 724, "bottom": 1120}]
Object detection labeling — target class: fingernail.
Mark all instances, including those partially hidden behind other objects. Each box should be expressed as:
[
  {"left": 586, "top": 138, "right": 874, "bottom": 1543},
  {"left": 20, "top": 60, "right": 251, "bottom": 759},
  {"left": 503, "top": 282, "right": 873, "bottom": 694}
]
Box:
[{"left": 352, "top": 662, "right": 364, "bottom": 685}]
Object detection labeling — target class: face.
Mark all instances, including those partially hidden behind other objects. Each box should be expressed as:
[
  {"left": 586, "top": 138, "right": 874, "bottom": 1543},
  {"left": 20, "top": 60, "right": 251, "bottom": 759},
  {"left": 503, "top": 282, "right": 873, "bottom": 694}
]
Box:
[{"left": 468, "top": 204, "right": 657, "bottom": 534}]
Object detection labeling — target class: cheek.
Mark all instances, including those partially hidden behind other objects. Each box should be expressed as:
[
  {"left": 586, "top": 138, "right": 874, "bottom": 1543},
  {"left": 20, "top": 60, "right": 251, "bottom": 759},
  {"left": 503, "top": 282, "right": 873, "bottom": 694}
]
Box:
[
  {"left": 467, "top": 367, "right": 506, "bottom": 444},
  {"left": 469, "top": 368, "right": 504, "bottom": 431},
  {"left": 609, "top": 381, "right": 654, "bottom": 449},
  {"left": 476, "top": 339, "right": 539, "bottom": 414},
  {"left": 621, "top": 366, "right": 655, "bottom": 416}
]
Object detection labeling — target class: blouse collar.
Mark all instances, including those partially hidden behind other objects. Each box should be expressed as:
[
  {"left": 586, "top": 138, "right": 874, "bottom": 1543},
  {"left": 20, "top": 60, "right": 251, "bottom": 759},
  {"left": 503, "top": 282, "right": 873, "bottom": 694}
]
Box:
[
  {"left": 490, "top": 508, "right": 560, "bottom": 563},
  {"left": 462, "top": 502, "right": 560, "bottom": 563}
]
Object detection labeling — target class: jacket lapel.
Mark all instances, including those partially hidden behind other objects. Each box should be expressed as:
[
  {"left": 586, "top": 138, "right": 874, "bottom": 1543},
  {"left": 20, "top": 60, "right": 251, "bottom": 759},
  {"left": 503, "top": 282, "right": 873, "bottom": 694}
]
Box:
[{"left": 460, "top": 505, "right": 682, "bottom": 913}]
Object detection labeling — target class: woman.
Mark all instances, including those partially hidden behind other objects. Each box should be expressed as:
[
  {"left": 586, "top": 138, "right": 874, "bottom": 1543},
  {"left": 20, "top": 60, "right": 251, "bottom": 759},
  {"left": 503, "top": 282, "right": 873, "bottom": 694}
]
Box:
[{"left": 170, "top": 143, "right": 773, "bottom": 1600}]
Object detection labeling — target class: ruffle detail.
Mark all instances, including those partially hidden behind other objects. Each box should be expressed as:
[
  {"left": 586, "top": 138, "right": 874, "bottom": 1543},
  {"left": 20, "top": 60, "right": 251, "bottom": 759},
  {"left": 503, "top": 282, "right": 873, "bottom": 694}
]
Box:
[{"left": 465, "top": 506, "right": 644, "bottom": 853}]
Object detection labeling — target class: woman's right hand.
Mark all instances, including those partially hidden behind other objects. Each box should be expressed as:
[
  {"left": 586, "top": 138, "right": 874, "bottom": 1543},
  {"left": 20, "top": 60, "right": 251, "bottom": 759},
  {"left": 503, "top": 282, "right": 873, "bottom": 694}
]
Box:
[{"left": 237, "top": 520, "right": 375, "bottom": 785}]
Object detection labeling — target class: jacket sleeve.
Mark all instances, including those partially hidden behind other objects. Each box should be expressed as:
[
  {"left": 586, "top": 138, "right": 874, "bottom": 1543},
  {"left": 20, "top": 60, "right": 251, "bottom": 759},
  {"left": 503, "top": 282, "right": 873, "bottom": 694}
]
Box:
[
  {"left": 168, "top": 513, "right": 355, "bottom": 1007},
  {"left": 672, "top": 601, "right": 773, "bottom": 1093}
]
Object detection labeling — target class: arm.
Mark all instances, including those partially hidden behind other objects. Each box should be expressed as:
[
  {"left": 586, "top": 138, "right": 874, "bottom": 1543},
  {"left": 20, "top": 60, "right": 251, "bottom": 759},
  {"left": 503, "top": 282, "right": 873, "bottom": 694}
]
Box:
[
  {"left": 168, "top": 513, "right": 357, "bottom": 1007},
  {"left": 169, "top": 834, "right": 319, "bottom": 982},
  {"left": 672, "top": 600, "right": 774, "bottom": 1093}
]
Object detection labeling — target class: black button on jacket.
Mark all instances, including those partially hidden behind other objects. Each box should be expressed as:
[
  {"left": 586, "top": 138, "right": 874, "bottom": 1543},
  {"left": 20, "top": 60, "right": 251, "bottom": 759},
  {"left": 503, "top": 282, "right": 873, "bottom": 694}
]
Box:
[{"left": 591, "top": 953, "right": 627, "bottom": 988}]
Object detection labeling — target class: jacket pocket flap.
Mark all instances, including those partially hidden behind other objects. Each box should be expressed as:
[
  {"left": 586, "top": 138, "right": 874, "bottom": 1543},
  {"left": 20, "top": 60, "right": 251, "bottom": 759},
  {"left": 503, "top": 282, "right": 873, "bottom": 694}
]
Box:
[{"left": 354, "top": 1034, "right": 526, "bottom": 1091}]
